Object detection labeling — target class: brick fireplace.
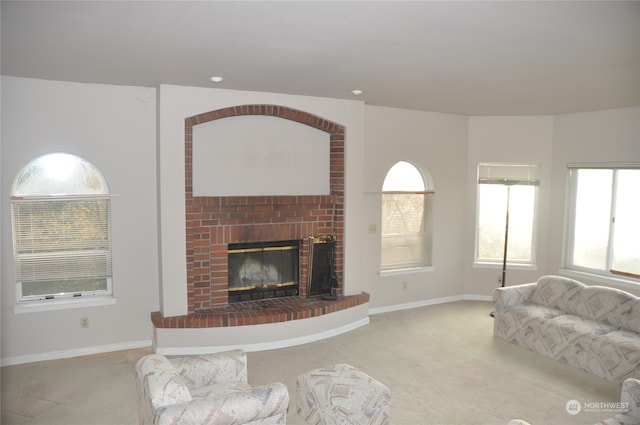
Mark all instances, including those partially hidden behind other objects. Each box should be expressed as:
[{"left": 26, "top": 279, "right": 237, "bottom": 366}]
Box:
[
  {"left": 185, "top": 105, "right": 346, "bottom": 313},
  {"left": 152, "top": 104, "right": 370, "bottom": 331}
]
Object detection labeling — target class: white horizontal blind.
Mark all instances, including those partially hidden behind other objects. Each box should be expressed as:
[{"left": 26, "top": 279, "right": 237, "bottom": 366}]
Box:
[
  {"left": 567, "top": 163, "right": 640, "bottom": 170},
  {"left": 381, "top": 234, "right": 427, "bottom": 269},
  {"left": 478, "top": 163, "right": 540, "bottom": 186},
  {"left": 381, "top": 192, "right": 430, "bottom": 269},
  {"left": 12, "top": 197, "right": 112, "bottom": 286}
]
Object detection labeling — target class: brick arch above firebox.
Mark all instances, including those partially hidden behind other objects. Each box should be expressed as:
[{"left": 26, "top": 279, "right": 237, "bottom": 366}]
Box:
[
  {"left": 185, "top": 104, "right": 345, "bottom": 134},
  {"left": 183, "top": 105, "right": 346, "bottom": 313}
]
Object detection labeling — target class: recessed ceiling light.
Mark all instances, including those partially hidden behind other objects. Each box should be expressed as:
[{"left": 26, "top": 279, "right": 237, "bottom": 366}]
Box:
[
  {"left": 210, "top": 76, "right": 224, "bottom": 83},
  {"left": 351, "top": 89, "right": 363, "bottom": 96}
]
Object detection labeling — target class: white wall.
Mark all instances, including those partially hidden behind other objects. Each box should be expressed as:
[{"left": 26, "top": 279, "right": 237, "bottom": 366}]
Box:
[
  {"left": 464, "top": 116, "right": 554, "bottom": 296},
  {"left": 1, "top": 77, "right": 158, "bottom": 364},
  {"left": 363, "top": 106, "right": 469, "bottom": 309}
]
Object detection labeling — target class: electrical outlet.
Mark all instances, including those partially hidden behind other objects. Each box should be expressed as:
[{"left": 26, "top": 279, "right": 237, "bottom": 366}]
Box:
[
  {"left": 80, "top": 317, "right": 89, "bottom": 329},
  {"left": 368, "top": 224, "right": 376, "bottom": 234},
  {"left": 402, "top": 281, "right": 408, "bottom": 290}
]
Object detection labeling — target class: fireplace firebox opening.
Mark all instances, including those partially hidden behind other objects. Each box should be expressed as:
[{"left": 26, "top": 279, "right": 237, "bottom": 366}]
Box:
[{"left": 228, "top": 240, "right": 300, "bottom": 303}]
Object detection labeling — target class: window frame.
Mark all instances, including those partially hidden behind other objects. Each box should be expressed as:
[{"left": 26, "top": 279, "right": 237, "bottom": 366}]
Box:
[
  {"left": 10, "top": 153, "right": 114, "bottom": 307},
  {"left": 380, "top": 161, "right": 434, "bottom": 272},
  {"left": 474, "top": 163, "right": 540, "bottom": 269},
  {"left": 564, "top": 164, "right": 640, "bottom": 283}
]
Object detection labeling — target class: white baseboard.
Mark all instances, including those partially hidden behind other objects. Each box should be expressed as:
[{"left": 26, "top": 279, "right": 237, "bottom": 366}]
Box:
[
  {"left": 463, "top": 294, "right": 493, "bottom": 302},
  {"left": 1, "top": 339, "right": 152, "bottom": 366},
  {"left": 368, "top": 294, "right": 492, "bottom": 315}
]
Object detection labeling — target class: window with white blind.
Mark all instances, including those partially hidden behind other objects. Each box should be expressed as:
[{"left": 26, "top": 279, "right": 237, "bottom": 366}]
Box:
[
  {"left": 381, "top": 161, "right": 433, "bottom": 270},
  {"left": 11, "top": 153, "right": 112, "bottom": 302},
  {"left": 475, "top": 163, "right": 539, "bottom": 265},
  {"left": 566, "top": 165, "right": 640, "bottom": 280}
]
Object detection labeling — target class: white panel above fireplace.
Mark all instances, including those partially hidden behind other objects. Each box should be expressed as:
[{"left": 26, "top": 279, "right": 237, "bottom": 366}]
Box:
[{"left": 193, "top": 115, "right": 330, "bottom": 196}]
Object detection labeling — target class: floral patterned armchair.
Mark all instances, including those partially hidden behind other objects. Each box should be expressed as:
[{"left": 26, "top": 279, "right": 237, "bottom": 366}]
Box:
[{"left": 135, "top": 350, "right": 289, "bottom": 425}]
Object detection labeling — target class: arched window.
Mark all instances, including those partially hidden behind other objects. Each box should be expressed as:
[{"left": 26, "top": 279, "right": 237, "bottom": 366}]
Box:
[
  {"left": 11, "top": 153, "right": 112, "bottom": 302},
  {"left": 381, "top": 161, "right": 433, "bottom": 270}
]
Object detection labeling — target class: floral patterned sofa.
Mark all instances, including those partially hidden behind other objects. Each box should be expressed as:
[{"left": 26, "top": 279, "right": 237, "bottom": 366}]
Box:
[
  {"left": 494, "top": 275, "right": 640, "bottom": 384},
  {"left": 135, "top": 350, "right": 289, "bottom": 425}
]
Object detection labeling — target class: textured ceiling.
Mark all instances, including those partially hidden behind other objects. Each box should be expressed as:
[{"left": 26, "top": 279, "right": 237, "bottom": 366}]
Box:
[{"left": 2, "top": 1, "right": 639, "bottom": 115}]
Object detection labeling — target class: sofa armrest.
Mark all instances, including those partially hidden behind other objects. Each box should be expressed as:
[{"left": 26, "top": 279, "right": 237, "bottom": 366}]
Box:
[
  {"left": 136, "top": 354, "right": 193, "bottom": 407},
  {"left": 621, "top": 378, "right": 640, "bottom": 417},
  {"left": 169, "top": 350, "right": 248, "bottom": 389},
  {"left": 493, "top": 282, "right": 536, "bottom": 311},
  {"left": 155, "top": 383, "right": 290, "bottom": 425}
]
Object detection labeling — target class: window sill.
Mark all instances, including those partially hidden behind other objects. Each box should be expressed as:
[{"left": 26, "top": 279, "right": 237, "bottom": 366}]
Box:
[
  {"left": 380, "top": 266, "right": 434, "bottom": 277},
  {"left": 559, "top": 269, "right": 640, "bottom": 292},
  {"left": 473, "top": 261, "right": 537, "bottom": 271},
  {"left": 13, "top": 296, "right": 117, "bottom": 314}
]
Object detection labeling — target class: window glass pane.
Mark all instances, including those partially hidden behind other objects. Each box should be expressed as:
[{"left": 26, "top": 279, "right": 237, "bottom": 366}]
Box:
[
  {"left": 508, "top": 186, "right": 535, "bottom": 261},
  {"left": 382, "top": 161, "right": 425, "bottom": 191},
  {"left": 22, "top": 279, "right": 108, "bottom": 297},
  {"left": 477, "top": 184, "right": 535, "bottom": 261},
  {"left": 13, "top": 153, "right": 108, "bottom": 196},
  {"left": 612, "top": 170, "right": 640, "bottom": 275},
  {"left": 477, "top": 184, "right": 507, "bottom": 259},
  {"left": 570, "top": 169, "right": 612, "bottom": 270}
]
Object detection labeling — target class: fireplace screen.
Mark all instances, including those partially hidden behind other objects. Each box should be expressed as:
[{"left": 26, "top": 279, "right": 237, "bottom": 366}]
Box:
[{"left": 228, "top": 240, "right": 299, "bottom": 302}]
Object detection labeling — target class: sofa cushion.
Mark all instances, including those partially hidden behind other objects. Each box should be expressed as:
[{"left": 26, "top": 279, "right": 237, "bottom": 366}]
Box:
[
  {"left": 567, "top": 332, "right": 640, "bottom": 384},
  {"left": 594, "top": 331, "right": 640, "bottom": 367},
  {"left": 573, "top": 286, "right": 640, "bottom": 331},
  {"left": 494, "top": 304, "right": 565, "bottom": 355},
  {"left": 548, "top": 314, "right": 618, "bottom": 340},
  {"left": 510, "top": 303, "right": 565, "bottom": 321},
  {"left": 529, "top": 275, "right": 586, "bottom": 314},
  {"left": 539, "top": 314, "right": 618, "bottom": 357}
]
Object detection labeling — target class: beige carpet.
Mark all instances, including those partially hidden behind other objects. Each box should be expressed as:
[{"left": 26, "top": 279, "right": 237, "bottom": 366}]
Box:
[{"left": 1, "top": 301, "right": 623, "bottom": 424}]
